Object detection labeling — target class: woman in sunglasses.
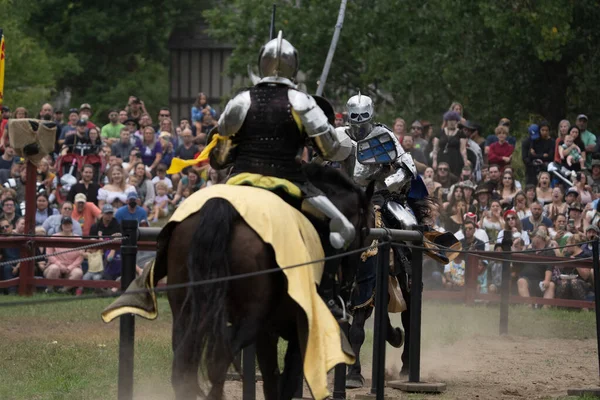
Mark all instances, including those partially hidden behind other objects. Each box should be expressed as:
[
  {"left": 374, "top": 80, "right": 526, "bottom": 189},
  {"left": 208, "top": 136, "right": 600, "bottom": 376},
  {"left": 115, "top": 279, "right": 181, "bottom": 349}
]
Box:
[
  {"left": 0, "top": 217, "right": 20, "bottom": 292},
  {"left": 498, "top": 172, "right": 518, "bottom": 208},
  {"left": 497, "top": 209, "right": 531, "bottom": 246},
  {"left": 512, "top": 191, "right": 532, "bottom": 220}
]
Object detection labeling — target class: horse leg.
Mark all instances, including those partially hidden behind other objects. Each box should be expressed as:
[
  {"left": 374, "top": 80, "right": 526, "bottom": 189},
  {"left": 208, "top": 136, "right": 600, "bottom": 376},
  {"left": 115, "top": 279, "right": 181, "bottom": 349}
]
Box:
[
  {"left": 279, "top": 333, "right": 304, "bottom": 400},
  {"left": 346, "top": 306, "right": 373, "bottom": 388},
  {"left": 206, "top": 350, "right": 234, "bottom": 400},
  {"left": 167, "top": 227, "right": 201, "bottom": 400},
  {"left": 398, "top": 275, "right": 411, "bottom": 376},
  {"left": 256, "top": 332, "right": 280, "bottom": 400},
  {"left": 386, "top": 278, "right": 405, "bottom": 348},
  {"left": 169, "top": 288, "right": 201, "bottom": 400}
]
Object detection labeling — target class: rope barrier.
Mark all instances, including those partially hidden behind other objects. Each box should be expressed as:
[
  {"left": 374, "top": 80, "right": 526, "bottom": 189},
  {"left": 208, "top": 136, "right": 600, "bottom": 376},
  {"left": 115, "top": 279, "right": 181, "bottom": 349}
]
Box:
[
  {"left": 0, "top": 232, "right": 120, "bottom": 239},
  {"left": 0, "top": 236, "right": 125, "bottom": 267},
  {"left": 0, "top": 241, "right": 387, "bottom": 308},
  {"left": 425, "top": 237, "right": 595, "bottom": 255},
  {"left": 0, "top": 230, "right": 595, "bottom": 307}
]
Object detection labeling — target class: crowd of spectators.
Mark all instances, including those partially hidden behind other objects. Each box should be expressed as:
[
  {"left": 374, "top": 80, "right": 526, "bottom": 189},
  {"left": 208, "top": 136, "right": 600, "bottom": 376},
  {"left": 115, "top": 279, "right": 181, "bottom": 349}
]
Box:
[
  {"left": 370, "top": 104, "right": 599, "bottom": 305},
  {"left": 0, "top": 97, "right": 598, "bottom": 304},
  {"left": 0, "top": 92, "right": 224, "bottom": 294}
]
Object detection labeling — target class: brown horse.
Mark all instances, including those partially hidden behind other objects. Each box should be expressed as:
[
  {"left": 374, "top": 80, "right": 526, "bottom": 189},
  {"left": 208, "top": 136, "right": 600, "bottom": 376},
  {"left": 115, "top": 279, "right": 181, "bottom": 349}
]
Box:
[{"left": 156, "top": 164, "right": 374, "bottom": 400}]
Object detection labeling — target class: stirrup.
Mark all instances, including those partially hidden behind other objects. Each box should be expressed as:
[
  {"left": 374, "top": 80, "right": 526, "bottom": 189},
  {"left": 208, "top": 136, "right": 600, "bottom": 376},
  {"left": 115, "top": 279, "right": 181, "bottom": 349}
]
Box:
[{"left": 325, "top": 298, "right": 347, "bottom": 322}]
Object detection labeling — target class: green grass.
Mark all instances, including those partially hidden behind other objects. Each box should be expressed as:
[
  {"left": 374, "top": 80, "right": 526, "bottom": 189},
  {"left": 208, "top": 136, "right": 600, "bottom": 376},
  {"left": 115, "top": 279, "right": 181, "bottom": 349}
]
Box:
[
  {"left": 419, "top": 302, "right": 596, "bottom": 345},
  {"left": 0, "top": 296, "right": 596, "bottom": 400}
]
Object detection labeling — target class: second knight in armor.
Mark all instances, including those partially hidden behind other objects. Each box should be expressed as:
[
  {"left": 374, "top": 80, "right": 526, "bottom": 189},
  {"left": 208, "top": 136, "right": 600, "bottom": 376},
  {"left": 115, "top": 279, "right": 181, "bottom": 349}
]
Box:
[{"left": 330, "top": 93, "right": 421, "bottom": 230}]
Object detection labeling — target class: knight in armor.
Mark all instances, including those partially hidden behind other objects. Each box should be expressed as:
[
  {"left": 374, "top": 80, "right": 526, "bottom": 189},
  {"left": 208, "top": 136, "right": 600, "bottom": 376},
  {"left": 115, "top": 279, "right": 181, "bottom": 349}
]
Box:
[
  {"left": 167, "top": 31, "right": 357, "bottom": 319},
  {"left": 329, "top": 93, "right": 460, "bottom": 381}
]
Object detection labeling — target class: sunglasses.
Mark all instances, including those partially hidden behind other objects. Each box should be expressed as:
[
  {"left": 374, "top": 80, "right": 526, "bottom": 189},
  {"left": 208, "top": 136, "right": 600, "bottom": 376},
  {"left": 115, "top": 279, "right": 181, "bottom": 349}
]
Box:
[
  {"left": 438, "top": 167, "right": 448, "bottom": 171},
  {"left": 63, "top": 207, "right": 73, "bottom": 211},
  {"left": 1, "top": 225, "right": 10, "bottom": 230},
  {"left": 159, "top": 114, "right": 170, "bottom": 117},
  {"left": 506, "top": 217, "right": 516, "bottom": 221}
]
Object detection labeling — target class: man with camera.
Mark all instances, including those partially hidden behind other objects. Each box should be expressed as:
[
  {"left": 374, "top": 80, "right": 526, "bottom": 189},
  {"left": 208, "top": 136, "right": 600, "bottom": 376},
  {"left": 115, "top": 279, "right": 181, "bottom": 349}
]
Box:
[{"left": 114, "top": 191, "right": 148, "bottom": 227}]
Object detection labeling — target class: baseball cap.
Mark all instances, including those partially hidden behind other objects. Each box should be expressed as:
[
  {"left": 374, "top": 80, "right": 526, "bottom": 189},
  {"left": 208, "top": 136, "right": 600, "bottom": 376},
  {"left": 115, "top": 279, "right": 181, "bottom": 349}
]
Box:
[
  {"left": 76, "top": 119, "right": 87, "bottom": 126},
  {"left": 127, "top": 191, "right": 138, "bottom": 201},
  {"left": 586, "top": 225, "right": 600, "bottom": 234},
  {"left": 335, "top": 113, "right": 343, "bottom": 119},
  {"left": 528, "top": 124, "right": 540, "bottom": 140},
  {"left": 577, "top": 114, "right": 588, "bottom": 121},
  {"left": 566, "top": 187, "right": 579, "bottom": 196},
  {"left": 68, "top": 108, "right": 79, "bottom": 115},
  {"left": 1, "top": 106, "right": 10, "bottom": 112},
  {"left": 590, "top": 159, "right": 600, "bottom": 169},
  {"left": 74, "top": 193, "right": 87, "bottom": 203},
  {"left": 61, "top": 216, "right": 73, "bottom": 225},
  {"left": 411, "top": 120, "right": 423, "bottom": 128},
  {"left": 102, "top": 204, "right": 114, "bottom": 214},
  {"left": 498, "top": 118, "right": 511, "bottom": 127},
  {"left": 79, "top": 103, "right": 92, "bottom": 111}
]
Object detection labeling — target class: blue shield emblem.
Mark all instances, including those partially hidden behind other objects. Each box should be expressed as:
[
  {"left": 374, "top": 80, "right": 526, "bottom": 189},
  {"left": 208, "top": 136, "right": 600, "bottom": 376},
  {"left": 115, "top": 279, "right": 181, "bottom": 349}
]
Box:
[{"left": 356, "top": 133, "right": 398, "bottom": 164}]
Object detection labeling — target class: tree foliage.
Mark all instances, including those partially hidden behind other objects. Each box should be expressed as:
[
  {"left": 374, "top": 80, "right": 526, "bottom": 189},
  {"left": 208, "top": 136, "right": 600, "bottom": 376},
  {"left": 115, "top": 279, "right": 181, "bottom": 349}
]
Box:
[
  {"left": 2, "top": 0, "right": 600, "bottom": 135},
  {"left": 1, "top": 0, "right": 204, "bottom": 121},
  {"left": 205, "top": 0, "right": 600, "bottom": 136}
]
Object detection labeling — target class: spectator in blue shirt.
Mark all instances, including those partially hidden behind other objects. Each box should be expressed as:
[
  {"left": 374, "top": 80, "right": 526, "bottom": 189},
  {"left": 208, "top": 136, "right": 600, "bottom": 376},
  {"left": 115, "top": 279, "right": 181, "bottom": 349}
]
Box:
[
  {"left": 580, "top": 225, "right": 599, "bottom": 258},
  {"left": 520, "top": 200, "right": 553, "bottom": 234},
  {"left": 114, "top": 191, "right": 148, "bottom": 226}
]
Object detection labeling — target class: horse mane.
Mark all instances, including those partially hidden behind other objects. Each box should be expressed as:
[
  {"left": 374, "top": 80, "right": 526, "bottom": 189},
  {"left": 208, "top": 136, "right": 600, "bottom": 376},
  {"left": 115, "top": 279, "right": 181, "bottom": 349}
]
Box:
[
  {"left": 408, "top": 196, "right": 434, "bottom": 225},
  {"left": 302, "top": 163, "right": 361, "bottom": 195}
]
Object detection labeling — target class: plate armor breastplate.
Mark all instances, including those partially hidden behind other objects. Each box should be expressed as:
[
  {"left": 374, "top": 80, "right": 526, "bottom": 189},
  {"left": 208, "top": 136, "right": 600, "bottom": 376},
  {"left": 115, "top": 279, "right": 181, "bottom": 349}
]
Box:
[{"left": 232, "top": 84, "right": 305, "bottom": 182}]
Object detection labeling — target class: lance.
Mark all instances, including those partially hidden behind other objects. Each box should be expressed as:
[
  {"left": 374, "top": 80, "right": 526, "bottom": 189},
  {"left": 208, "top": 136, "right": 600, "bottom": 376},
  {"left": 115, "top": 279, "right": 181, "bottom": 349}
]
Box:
[
  {"left": 269, "top": 4, "right": 277, "bottom": 40},
  {"left": 315, "top": 0, "right": 347, "bottom": 96}
]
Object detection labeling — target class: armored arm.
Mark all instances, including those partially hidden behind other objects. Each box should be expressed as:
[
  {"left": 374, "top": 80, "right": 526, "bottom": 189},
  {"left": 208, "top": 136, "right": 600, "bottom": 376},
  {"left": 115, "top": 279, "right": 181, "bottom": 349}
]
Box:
[
  {"left": 385, "top": 138, "right": 418, "bottom": 193},
  {"left": 288, "top": 89, "right": 352, "bottom": 161},
  {"left": 217, "top": 90, "right": 251, "bottom": 137}
]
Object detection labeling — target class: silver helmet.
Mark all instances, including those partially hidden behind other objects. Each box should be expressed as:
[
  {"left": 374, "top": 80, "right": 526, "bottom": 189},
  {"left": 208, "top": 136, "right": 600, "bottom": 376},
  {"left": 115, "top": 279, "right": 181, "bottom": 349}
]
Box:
[
  {"left": 346, "top": 93, "right": 374, "bottom": 140},
  {"left": 258, "top": 31, "right": 299, "bottom": 82}
]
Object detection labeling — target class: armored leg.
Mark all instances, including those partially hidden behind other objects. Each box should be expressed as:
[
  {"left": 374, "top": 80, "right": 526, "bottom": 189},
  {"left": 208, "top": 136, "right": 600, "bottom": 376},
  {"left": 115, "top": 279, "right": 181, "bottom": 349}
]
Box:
[{"left": 302, "top": 195, "right": 356, "bottom": 249}]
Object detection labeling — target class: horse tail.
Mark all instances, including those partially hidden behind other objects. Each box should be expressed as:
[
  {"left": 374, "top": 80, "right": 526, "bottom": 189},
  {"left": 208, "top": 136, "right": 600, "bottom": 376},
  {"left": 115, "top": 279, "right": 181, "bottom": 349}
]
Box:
[{"left": 177, "top": 198, "right": 239, "bottom": 379}]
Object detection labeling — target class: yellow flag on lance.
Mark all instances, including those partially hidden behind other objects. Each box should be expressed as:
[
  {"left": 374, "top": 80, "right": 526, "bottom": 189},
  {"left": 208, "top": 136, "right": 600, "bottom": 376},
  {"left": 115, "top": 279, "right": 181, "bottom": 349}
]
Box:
[{"left": 0, "top": 29, "right": 5, "bottom": 106}]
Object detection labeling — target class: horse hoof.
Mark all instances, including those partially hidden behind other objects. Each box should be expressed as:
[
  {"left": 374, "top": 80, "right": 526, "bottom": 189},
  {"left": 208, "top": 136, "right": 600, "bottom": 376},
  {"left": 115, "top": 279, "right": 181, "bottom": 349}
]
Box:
[
  {"left": 345, "top": 375, "right": 364, "bottom": 389},
  {"left": 386, "top": 327, "right": 404, "bottom": 348}
]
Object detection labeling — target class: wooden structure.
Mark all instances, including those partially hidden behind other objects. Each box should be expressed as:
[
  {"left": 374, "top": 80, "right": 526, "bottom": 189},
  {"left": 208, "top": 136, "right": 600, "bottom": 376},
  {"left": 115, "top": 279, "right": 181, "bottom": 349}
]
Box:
[{"left": 167, "top": 20, "right": 246, "bottom": 123}]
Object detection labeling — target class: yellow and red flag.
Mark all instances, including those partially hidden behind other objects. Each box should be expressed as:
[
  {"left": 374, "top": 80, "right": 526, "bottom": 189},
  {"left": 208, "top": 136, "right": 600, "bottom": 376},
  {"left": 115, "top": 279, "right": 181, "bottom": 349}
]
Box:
[{"left": 0, "top": 29, "right": 5, "bottom": 106}]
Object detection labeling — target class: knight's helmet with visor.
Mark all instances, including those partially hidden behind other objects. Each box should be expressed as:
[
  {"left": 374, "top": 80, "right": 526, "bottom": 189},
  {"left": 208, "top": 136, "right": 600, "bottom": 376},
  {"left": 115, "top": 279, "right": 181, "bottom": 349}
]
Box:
[
  {"left": 258, "top": 31, "right": 299, "bottom": 82},
  {"left": 346, "top": 93, "right": 374, "bottom": 141}
]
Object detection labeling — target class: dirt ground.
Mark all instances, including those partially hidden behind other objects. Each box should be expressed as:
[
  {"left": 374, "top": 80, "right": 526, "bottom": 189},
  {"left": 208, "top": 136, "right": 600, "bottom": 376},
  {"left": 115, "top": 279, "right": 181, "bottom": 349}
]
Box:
[
  {"left": 386, "top": 335, "right": 597, "bottom": 399},
  {"left": 215, "top": 335, "right": 598, "bottom": 400}
]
